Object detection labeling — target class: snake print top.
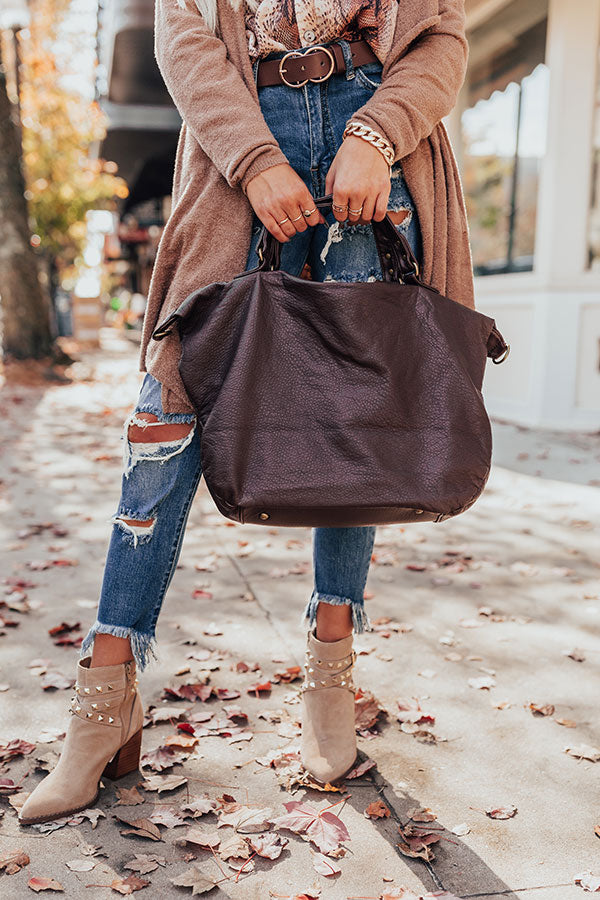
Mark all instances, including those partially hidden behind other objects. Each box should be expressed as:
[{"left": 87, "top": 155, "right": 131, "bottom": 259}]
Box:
[{"left": 244, "top": 0, "right": 399, "bottom": 64}]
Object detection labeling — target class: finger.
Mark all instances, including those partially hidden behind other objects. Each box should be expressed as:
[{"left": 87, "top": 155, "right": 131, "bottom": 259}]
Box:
[
  {"left": 297, "top": 193, "right": 323, "bottom": 228},
  {"left": 288, "top": 207, "right": 308, "bottom": 233},
  {"left": 347, "top": 193, "right": 366, "bottom": 223},
  {"left": 360, "top": 194, "right": 377, "bottom": 225},
  {"left": 262, "top": 212, "right": 292, "bottom": 243},
  {"left": 331, "top": 187, "right": 349, "bottom": 223},
  {"left": 273, "top": 209, "right": 298, "bottom": 239},
  {"left": 373, "top": 191, "right": 389, "bottom": 222}
]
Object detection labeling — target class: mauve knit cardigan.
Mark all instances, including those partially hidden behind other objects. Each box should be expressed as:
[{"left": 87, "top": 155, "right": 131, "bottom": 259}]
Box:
[{"left": 142, "top": 0, "right": 474, "bottom": 414}]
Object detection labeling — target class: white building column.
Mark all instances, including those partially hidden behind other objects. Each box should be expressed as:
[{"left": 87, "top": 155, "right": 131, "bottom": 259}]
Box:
[
  {"left": 474, "top": 0, "right": 600, "bottom": 431},
  {"left": 534, "top": 0, "right": 599, "bottom": 278}
]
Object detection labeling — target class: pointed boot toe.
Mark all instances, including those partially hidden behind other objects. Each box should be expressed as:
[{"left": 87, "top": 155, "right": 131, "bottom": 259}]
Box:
[
  {"left": 19, "top": 657, "right": 144, "bottom": 825},
  {"left": 301, "top": 630, "right": 358, "bottom": 785}
]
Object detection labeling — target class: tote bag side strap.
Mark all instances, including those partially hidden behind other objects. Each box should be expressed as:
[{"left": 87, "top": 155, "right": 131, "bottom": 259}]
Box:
[
  {"left": 487, "top": 324, "right": 510, "bottom": 363},
  {"left": 151, "top": 287, "right": 206, "bottom": 340}
]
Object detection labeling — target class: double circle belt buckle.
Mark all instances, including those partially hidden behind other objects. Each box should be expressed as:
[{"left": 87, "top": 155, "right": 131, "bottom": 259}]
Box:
[{"left": 278, "top": 45, "right": 336, "bottom": 88}]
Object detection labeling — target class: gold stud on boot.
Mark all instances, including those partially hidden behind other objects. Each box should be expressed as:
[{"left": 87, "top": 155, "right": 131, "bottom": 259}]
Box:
[
  {"left": 19, "top": 657, "right": 144, "bottom": 825},
  {"left": 300, "top": 629, "right": 358, "bottom": 785}
]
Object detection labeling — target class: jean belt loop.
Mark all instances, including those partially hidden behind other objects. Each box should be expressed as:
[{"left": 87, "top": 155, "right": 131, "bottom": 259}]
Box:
[{"left": 336, "top": 39, "right": 355, "bottom": 80}]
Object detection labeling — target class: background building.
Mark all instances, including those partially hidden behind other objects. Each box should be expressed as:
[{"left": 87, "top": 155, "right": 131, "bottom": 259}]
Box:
[
  {"left": 95, "top": 0, "right": 600, "bottom": 430},
  {"left": 447, "top": 0, "right": 600, "bottom": 430}
]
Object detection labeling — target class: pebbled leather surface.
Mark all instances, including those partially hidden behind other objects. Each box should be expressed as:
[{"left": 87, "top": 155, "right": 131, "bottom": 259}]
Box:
[{"left": 156, "top": 265, "right": 502, "bottom": 527}]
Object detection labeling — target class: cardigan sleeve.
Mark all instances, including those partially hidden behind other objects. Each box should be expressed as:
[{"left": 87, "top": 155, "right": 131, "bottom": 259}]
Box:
[
  {"left": 347, "top": 0, "right": 469, "bottom": 163},
  {"left": 154, "top": 0, "right": 288, "bottom": 191}
]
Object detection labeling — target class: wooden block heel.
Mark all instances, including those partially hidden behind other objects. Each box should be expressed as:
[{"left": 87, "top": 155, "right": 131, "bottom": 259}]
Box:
[{"left": 102, "top": 728, "right": 142, "bottom": 780}]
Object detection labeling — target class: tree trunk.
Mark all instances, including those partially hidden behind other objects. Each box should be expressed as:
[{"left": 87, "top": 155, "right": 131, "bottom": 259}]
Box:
[{"left": 0, "top": 36, "right": 54, "bottom": 360}]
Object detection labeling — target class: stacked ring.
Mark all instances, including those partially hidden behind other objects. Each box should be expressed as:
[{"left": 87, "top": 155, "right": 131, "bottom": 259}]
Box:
[{"left": 349, "top": 206, "right": 364, "bottom": 215}]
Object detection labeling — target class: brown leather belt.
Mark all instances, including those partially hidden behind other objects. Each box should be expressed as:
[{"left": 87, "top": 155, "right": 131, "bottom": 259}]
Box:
[{"left": 256, "top": 39, "right": 378, "bottom": 89}]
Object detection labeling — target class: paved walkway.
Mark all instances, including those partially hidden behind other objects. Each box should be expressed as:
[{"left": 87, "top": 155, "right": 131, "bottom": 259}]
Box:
[{"left": 0, "top": 331, "right": 599, "bottom": 899}]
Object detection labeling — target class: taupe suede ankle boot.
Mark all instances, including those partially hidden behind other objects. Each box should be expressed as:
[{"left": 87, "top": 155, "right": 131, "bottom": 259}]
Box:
[
  {"left": 19, "top": 657, "right": 143, "bottom": 825},
  {"left": 300, "top": 629, "right": 358, "bottom": 785}
]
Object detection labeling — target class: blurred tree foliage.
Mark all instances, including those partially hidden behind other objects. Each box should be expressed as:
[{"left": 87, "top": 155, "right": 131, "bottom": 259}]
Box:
[{"left": 19, "top": 0, "right": 127, "bottom": 278}]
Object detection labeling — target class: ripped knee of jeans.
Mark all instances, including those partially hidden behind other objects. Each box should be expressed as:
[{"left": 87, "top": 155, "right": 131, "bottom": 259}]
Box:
[
  {"left": 387, "top": 208, "right": 412, "bottom": 228},
  {"left": 111, "top": 513, "right": 157, "bottom": 548},
  {"left": 122, "top": 410, "right": 196, "bottom": 478}
]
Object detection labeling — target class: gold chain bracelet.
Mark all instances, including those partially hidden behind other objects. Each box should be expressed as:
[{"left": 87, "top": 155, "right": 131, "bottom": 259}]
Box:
[{"left": 342, "top": 120, "right": 395, "bottom": 168}]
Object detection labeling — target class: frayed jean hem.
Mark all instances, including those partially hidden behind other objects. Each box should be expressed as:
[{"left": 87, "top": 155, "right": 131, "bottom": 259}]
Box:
[
  {"left": 80, "top": 620, "right": 158, "bottom": 672},
  {"left": 302, "top": 589, "right": 371, "bottom": 634}
]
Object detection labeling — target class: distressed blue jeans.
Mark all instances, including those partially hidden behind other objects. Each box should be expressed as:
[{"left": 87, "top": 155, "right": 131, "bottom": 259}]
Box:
[{"left": 81, "top": 41, "right": 423, "bottom": 671}]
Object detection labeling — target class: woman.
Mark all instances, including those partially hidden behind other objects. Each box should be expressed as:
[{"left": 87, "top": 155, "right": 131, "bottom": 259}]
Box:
[{"left": 20, "top": 0, "right": 473, "bottom": 824}]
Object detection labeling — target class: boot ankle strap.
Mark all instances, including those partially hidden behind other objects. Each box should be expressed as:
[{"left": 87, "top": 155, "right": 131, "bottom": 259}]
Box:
[
  {"left": 70, "top": 665, "right": 139, "bottom": 727},
  {"left": 306, "top": 649, "right": 356, "bottom": 669},
  {"left": 69, "top": 693, "right": 122, "bottom": 726},
  {"left": 302, "top": 649, "right": 356, "bottom": 693}
]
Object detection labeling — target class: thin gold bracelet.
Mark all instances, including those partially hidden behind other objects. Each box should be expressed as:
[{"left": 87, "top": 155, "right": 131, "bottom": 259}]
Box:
[{"left": 342, "top": 120, "right": 395, "bottom": 168}]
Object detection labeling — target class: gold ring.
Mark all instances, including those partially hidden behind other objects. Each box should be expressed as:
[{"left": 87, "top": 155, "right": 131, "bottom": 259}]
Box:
[
  {"left": 303, "top": 208, "right": 317, "bottom": 217},
  {"left": 278, "top": 216, "right": 290, "bottom": 225},
  {"left": 291, "top": 213, "right": 303, "bottom": 222},
  {"left": 349, "top": 206, "right": 363, "bottom": 215},
  {"left": 332, "top": 203, "right": 348, "bottom": 213}
]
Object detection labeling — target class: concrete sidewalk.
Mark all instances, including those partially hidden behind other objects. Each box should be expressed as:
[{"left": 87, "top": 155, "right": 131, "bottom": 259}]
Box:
[{"left": 0, "top": 331, "right": 599, "bottom": 899}]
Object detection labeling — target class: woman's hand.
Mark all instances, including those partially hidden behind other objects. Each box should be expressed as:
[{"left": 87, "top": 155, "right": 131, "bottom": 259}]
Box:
[
  {"left": 325, "top": 136, "right": 391, "bottom": 225},
  {"left": 245, "top": 163, "right": 326, "bottom": 242}
]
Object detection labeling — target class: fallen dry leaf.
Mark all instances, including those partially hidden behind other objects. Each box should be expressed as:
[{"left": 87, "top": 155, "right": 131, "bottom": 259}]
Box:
[
  {"left": 140, "top": 745, "right": 180, "bottom": 772},
  {"left": 65, "top": 859, "right": 94, "bottom": 872},
  {"left": 144, "top": 706, "right": 188, "bottom": 726},
  {"left": 528, "top": 702, "right": 555, "bottom": 717},
  {"left": 163, "top": 682, "right": 213, "bottom": 703},
  {"left": 124, "top": 854, "right": 167, "bottom": 875},
  {"left": 365, "top": 800, "right": 391, "bottom": 819},
  {"left": 115, "top": 813, "right": 162, "bottom": 841},
  {"left": 345, "top": 757, "right": 377, "bottom": 779},
  {"left": 272, "top": 801, "right": 350, "bottom": 854},
  {"left": 218, "top": 805, "right": 273, "bottom": 833},
  {"left": 177, "top": 827, "right": 221, "bottom": 850},
  {"left": 170, "top": 865, "right": 218, "bottom": 894},
  {"left": 217, "top": 831, "right": 250, "bottom": 860},
  {"left": 181, "top": 796, "right": 217, "bottom": 819},
  {"left": 28, "top": 877, "right": 64, "bottom": 892},
  {"left": 115, "top": 785, "right": 145, "bottom": 806},
  {"left": 574, "top": 871, "right": 600, "bottom": 892},
  {"left": 407, "top": 807, "right": 437, "bottom": 823},
  {"left": 0, "top": 738, "right": 36, "bottom": 764},
  {"left": 40, "top": 671, "right": 74, "bottom": 691},
  {"left": 247, "top": 832, "right": 288, "bottom": 859},
  {"left": 247, "top": 680, "right": 272, "bottom": 696},
  {"left": 0, "top": 848, "right": 30, "bottom": 874},
  {"left": 486, "top": 805, "right": 517, "bottom": 819},
  {"left": 165, "top": 733, "right": 198, "bottom": 750},
  {"left": 468, "top": 675, "right": 496, "bottom": 690},
  {"left": 565, "top": 745, "right": 600, "bottom": 763},
  {"left": 110, "top": 875, "right": 150, "bottom": 895},
  {"left": 148, "top": 807, "right": 187, "bottom": 828},
  {"left": 142, "top": 774, "right": 188, "bottom": 794},
  {"left": 355, "top": 688, "right": 386, "bottom": 733},
  {"left": 397, "top": 824, "right": 441, "bottom": 861},
  {"left": 312, "top": 852, "right": 341, "bottom": 876},
  {"left": 272, "top": 666, "right": 302, "bottom": 684}
]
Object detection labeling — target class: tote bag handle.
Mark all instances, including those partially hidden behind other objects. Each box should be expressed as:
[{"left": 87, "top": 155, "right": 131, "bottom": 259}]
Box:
[{"left": 254, "top": 193, "right": 423, "bottom": 285}]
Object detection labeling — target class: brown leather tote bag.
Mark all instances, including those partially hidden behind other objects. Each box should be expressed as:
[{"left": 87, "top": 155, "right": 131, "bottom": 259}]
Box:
[{"left": 152, "top": 194, "right": 509, "bottom": 528}]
